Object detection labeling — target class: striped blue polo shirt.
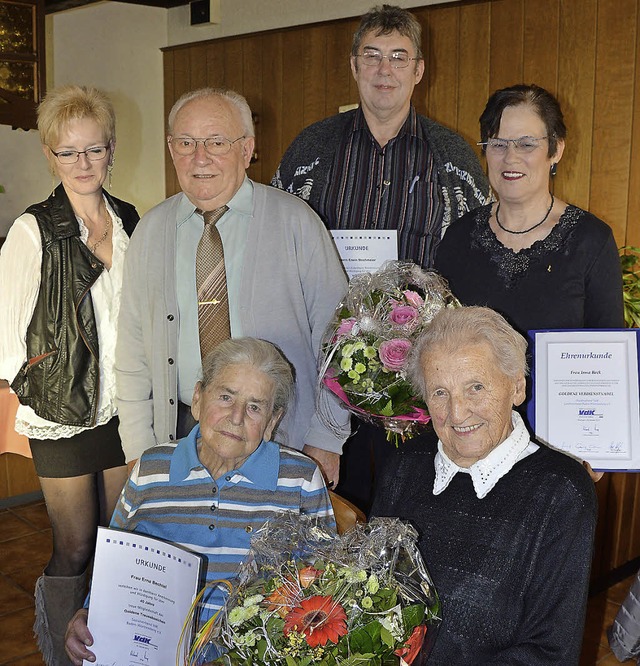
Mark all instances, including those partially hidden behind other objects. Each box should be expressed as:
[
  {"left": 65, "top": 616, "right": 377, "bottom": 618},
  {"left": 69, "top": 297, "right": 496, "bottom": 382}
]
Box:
[{"left": 110, "top": 424, "right": 335, "bottom": 622}]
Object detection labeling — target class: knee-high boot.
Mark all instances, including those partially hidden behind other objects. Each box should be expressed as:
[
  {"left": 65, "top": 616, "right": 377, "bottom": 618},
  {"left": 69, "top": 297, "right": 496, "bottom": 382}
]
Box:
[{"left": 34, "top": 571, "right": 87, "bottom": 666}]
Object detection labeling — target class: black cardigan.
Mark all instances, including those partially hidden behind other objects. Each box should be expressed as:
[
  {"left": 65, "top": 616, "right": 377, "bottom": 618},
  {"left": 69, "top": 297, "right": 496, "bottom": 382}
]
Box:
[{"left": 372, "top": 429, "right": 597, "bottom": 665}]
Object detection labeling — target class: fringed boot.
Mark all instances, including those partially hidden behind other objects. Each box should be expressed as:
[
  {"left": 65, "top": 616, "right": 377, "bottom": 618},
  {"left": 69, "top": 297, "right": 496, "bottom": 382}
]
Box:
[{"left": 34, "top": 571, "right": 87, "bottom": 666}]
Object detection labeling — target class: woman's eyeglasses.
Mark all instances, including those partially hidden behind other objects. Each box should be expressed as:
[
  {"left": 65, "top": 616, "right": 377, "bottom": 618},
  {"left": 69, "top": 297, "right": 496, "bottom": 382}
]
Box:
[{"left": 477, "top": 136, "right": 549, "bottom": 154}]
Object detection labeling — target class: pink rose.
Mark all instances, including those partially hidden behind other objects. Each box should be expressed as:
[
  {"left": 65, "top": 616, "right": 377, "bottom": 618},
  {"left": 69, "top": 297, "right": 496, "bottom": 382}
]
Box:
[
  {"left": 403, "top": 290, "right": 424, "bottom": 307},
  {"left": 379, "top": 338, "right": 412, "bottom": 371},
  {"left": 389, "top": 304, "right": 419, "bottom": 329},
  {"left": 335, "top": 317, "right": 356, "bottom": 338}
]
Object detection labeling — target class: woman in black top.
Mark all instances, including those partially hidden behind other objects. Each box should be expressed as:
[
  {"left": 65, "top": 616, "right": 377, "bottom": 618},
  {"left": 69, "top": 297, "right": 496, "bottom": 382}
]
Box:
[{"left": 435, "top": 84, "right": 622, "bottom": 335}]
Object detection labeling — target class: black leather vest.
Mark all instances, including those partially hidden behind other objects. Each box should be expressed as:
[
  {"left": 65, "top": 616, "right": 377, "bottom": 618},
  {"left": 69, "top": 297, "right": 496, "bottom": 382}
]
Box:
[{"left": 10, "top": 184, "right": 139, "bottom": 427}]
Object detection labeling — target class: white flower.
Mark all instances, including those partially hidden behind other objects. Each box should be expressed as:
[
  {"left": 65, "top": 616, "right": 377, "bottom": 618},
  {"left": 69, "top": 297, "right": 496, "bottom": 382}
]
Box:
[
  {"left": 358, "top": 315, "right": 377, "bottom": 332},
  {"left": 228, "top": 606, "right": 247, "bottom": 626},
  {"left": 379, "top": 605, "right": 404, "bottom": 641},
  {"left": 243, "top": 594, "right": 264, "bottom": 607},
  {"left": 365, "top": 574, "right": 380, "bottom": 595},
  {"left": 235, "top": 629, "right": 259, "bottom": 647}
]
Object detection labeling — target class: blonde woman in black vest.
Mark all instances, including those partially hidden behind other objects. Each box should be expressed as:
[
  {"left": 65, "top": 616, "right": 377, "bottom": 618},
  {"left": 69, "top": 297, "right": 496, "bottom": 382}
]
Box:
[{"left": 0, "top": 85, "right": 138, "bottom": 665}]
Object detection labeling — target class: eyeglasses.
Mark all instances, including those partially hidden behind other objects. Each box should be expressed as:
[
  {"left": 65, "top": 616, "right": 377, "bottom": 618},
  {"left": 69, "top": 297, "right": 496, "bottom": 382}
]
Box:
[
  {"left": 477, "top": 136, "right": 549, "bottom": 154},
  {"left": 355, "top": 49, "right": 419, "bottom": 69},
  {"left": 169, "top": 135, "right": 245, "bottom": 157},
  {"left": 49, "top": 145, "right": 109, "bottom": 164}
]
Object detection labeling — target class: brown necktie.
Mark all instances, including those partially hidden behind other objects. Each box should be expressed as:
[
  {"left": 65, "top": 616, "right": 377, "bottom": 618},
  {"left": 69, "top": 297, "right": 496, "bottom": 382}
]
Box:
[{"left": 196, "top": 206, "right": 230, "bottom": 360}]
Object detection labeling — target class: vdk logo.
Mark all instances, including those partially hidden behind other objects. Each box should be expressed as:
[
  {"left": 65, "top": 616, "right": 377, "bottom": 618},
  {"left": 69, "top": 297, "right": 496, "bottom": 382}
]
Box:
[
  {"left": 578, "top": 409, "right": 596, "bottom": 416},
  {"left": 134, "top": 635, "right": 152, "bottom": 644}
]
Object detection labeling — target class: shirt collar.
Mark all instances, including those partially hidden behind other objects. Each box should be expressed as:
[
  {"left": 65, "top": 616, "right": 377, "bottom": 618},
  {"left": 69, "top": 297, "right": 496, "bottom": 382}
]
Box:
[
  {"left": 169, "top": 423, "right": 205, "bottom": 481},
  {"left": 175, "top": 176, "right": 254, "bottom": 229},
  {"left": 169, "top": 424, "right": 280, "bottom": 490},
  {"left": 225, "top": 438, "right": 280, "bottom": 489},
  {"left": 433, "top": 411, "right": 538, "bottom": 499},
  {"left": 352, "top": 104, "right": 419, "bottom": 142}
]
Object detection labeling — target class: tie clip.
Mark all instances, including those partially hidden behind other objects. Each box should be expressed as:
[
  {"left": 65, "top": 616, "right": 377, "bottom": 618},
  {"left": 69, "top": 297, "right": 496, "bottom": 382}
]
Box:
[{"left": 199, "top": 299, "right": 221, "bottom": 305}]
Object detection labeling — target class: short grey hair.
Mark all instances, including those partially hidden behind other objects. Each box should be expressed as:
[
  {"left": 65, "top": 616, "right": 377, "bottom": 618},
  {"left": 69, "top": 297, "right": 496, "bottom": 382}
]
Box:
[
  {"left": 200, "top": 338, "right": 295, "bottom": 417},
  {"left": 408, "top": 306, "right": 528, "bottom": 397},
  {"left": 167, "top": 87, "right": 255, "bottom": 138},
  {"left": 352, "top": 4, "right": 423, "bottom": 60}
]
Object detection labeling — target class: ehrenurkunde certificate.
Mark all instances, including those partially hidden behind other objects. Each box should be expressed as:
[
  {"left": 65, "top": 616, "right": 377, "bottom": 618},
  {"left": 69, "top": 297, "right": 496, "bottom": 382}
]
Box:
[
  {"left": 533, "top": 330, "right": 640, "bottom": 471},
  {"left": 86, "top": 527, "right": 202, "bottom": 666}
]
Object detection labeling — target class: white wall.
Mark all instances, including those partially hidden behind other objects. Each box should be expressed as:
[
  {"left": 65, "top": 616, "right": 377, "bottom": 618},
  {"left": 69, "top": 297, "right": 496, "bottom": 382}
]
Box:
[
  {"left": 167, "top": 0, "right": 454, "bottom": 47},
  {"left": 0, "top": 1, "right": 167, "bottom": 235}
]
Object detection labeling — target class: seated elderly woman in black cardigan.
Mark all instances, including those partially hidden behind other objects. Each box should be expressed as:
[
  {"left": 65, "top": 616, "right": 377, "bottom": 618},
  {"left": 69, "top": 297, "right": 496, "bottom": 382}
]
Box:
[{"left": 372, "top": 306, "right": 596, "bottom": 665}]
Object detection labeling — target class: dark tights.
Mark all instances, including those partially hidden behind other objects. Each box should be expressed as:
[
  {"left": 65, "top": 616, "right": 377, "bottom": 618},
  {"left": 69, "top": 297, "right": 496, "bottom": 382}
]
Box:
[{"left": 39, "top": 466, "right": 128, "bottom": 577}]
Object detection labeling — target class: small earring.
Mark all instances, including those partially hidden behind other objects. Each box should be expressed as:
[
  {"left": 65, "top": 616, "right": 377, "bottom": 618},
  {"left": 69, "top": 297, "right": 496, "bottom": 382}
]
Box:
[
  {"left": 107, "top": 164, "right": 113, "bottom": 189},
  {"left": 550, "top": 163, "right": 557, "bottom": 177}
]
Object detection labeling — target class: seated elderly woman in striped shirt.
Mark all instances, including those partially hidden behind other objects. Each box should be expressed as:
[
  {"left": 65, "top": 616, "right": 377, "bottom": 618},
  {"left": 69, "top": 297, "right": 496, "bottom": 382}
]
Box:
[{"left": 64, "top": 337, "right": 335, "bottom": 665}]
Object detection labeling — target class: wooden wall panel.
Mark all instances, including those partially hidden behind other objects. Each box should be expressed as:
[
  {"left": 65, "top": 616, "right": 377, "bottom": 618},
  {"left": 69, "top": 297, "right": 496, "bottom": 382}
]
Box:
[
  {"left": 427, "top": 5, "right": 460, "bottom": 131},
  {"left": 412, "top": 6, "right": 431, "bottom": 116},
  {"left": 243, "top": 35, "right": 264, "bottom": 183},
  {"left": 629, "top": 8, "right": 640, "bottom": 247},
  {"left": 590, "top": 0, "right": 637, "bottom": 246},
  {"left": 325, "top": 21, "right": 355, "bottom": 117},
  {"left": 280, "top": 30, "right": 305, "bottom": 152},
  {"left": 4, "top": 454, "right": 39, "bottom": 497},
  {"left": 457, "top": 3, "right": 491, "bottom": 150},
  {"left": 346, "top": 19, "right": 362, "bottom": 105},
  {"left": 522, "top": 0, "right": 558, "bottom": 91},
  {"left": 189, "top": 43, "right": 209, "bottom": 90},
  {"left": 260, "top": 32, "right": 283, "bottom": 184},
  {"left": 205, "top": 41, "right": 225, "bottom": 87},
  {"left": 162, "top": 0, "right": 640, "bottom": 578},
  {"left": 489, "top": 0, "right": 524, "bottom": 91},
  {"left": 556, "top": 0, "right": 596, "bottom": 210},
  {"left": 302, "top": 25, "right": 328, "bottom": 126}
]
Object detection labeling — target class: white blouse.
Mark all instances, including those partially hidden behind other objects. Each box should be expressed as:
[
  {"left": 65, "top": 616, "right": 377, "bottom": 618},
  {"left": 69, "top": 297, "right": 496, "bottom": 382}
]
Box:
[
  {"left": 433, "top": 411, "right": 539, "bottom": 499},
  {"left": 0, "top": 197, "right": 129, "bottom": 439}
]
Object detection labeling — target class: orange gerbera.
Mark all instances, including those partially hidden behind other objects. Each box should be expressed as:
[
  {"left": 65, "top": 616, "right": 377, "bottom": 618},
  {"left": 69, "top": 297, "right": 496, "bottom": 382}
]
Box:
[
  {"left": 283, "top": 595, "right": 348, "bottom": 647},
  {"left": 395, "top": 624, "right": 426, "bottom": 665},
  {"left": 266, "top": 577, "right": 300, "bottom": 618}
]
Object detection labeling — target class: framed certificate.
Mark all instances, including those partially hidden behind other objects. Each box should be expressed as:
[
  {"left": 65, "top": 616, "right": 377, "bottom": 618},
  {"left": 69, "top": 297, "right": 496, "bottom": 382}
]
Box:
[{"left": 530, "top": 329, "right": 640, "bottom": 472}]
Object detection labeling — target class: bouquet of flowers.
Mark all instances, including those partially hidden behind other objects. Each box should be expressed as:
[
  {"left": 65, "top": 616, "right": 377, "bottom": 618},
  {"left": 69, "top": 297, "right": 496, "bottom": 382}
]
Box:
[
  {"left": 319, "top": 261, "right": 459, "bottom": 441},
  {"left": 204, "top": 513, "right": 440, "bottom": 666}
]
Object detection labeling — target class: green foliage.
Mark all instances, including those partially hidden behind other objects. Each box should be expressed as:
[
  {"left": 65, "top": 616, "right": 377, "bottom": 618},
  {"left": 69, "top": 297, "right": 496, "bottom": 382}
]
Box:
[
  {"left": 0, "top": 185, "right": 4, "bottom": 193},
  {"left": 620, "top": 246, "right": 640, "bottom": 328}
]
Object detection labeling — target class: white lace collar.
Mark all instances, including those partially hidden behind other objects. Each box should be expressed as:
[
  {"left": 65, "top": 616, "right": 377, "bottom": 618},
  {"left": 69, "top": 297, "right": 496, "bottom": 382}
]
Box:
[{"left": 433, "top": 411, "right": 538, "bottom": 499}]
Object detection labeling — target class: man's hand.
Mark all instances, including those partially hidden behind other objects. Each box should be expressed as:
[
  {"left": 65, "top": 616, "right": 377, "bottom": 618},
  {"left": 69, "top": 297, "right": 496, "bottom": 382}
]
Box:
[
  {"left": 303, "top": 445, "right": 340, "bottom": 488},
  {"left": 65, "top": 609, "right": 95, "bottom": 665}
]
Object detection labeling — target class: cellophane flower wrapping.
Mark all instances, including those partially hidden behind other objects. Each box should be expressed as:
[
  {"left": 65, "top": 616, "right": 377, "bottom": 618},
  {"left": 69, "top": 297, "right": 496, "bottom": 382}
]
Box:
[
  {"left": 208, "top": 513, "right": 440, "bottom": 666},
  {"left": 318, "top": 260, "right": 459, "bottom": 442}
]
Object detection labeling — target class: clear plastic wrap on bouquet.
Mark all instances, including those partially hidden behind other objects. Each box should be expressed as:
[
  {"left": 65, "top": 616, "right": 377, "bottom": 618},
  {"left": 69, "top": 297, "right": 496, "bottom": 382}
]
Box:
[
  {"left": 318, "top": 260, "right": 459, "bottom": 443},
  {"left": 207, "top": 513, "right": 441, "bottom": 666}
]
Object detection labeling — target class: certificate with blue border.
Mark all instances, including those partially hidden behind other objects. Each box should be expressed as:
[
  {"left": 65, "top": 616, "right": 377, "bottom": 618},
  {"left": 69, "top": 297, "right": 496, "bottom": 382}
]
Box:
[{"left": 529, "top": 329, "right": 640, "bottom": 472}]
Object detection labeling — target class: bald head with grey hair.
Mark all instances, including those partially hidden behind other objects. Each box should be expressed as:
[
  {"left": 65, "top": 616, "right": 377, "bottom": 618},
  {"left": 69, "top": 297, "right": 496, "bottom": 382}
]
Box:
[
  {"left": 167, "top": 87, "right": 255, "bottom": 138},
  {"left": 409, "top": 306, "right": 528, "bottom": 399},
  {"left": 200, "top": 337, "right": 295, "bottom": 419}
]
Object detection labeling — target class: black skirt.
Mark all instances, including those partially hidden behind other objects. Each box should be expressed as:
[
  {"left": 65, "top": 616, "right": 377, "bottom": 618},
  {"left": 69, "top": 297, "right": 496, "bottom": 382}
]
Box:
[{"left": 29, "top": 416, "right": 125, "bottom": 478}]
